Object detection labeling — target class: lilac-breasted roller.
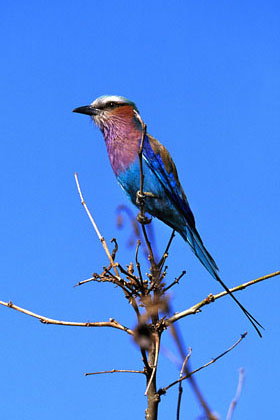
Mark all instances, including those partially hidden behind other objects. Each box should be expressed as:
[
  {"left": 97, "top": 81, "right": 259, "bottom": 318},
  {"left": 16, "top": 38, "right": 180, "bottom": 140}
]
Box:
[{"left": 73, "top": 95, "right": 262, "bottom": 336}]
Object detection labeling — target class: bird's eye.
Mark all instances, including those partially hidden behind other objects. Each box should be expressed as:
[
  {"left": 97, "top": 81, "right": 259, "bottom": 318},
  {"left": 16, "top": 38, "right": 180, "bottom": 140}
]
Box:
[{"left": 108, "top": 102, "right": 115, "bottom": 108}]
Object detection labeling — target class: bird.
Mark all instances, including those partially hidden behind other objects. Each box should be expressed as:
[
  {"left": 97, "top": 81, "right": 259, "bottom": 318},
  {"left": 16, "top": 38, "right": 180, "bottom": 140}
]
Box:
[{"left": 73, "top": 95, "right": 262, "bottom": 336}]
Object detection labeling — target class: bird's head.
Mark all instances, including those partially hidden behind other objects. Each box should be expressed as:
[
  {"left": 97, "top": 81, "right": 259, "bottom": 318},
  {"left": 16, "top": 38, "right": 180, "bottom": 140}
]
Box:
[{"left": 73, "top": 95, "right": 140, "bottom": 132}]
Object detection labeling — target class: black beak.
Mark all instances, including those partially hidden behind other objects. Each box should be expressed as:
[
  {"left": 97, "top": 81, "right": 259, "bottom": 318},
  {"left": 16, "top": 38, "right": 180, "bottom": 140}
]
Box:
[{"left": 72, "top": 105, "right": 98, "bottom": 116}]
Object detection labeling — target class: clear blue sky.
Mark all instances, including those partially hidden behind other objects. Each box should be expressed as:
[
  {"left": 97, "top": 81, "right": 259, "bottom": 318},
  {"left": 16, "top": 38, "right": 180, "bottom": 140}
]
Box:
[{"left": 1, "top": 1, "right": 279, "bottom": 419}]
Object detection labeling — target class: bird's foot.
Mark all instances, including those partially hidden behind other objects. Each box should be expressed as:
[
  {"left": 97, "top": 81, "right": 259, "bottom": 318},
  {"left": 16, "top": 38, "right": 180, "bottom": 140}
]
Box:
[
  {"left": 136, "top": 190, "right": 146, "bottom": 207},
  {"left": 137, "top": 212, "right": 152, "bottom": 225},
  {"left": 136, "top": 190, "right": 157, "bottom": 207},
  {"left": 136, "top": 191, "right": 153, "bottom": 224}
]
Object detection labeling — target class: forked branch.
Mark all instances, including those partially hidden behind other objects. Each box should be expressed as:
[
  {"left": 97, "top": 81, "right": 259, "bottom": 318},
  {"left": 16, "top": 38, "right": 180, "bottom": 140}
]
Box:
[{"left": 159, "top": 333, "right": 247, "bottom": 395}]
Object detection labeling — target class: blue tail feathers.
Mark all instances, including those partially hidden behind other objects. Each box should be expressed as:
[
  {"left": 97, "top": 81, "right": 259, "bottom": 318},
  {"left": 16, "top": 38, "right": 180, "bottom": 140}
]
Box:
[{"left": 181, "top": 225, "right": 263, "bottom": 337}]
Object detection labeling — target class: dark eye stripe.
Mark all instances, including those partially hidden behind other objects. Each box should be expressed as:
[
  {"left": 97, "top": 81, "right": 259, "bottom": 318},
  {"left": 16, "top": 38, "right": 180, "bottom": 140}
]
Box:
[{"left": 98, "top": 102, "right": 129, "bottom": 110}]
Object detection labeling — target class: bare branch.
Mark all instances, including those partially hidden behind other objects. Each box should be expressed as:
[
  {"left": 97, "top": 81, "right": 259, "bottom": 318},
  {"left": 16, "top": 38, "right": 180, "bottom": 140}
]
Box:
[
  {"left": 137, "top": 120, "right": 147, "bottom": 219},
  {"left": 167, "top": 270, "right": 280, "bottom": 325},
  {"left": 74, "top": 172, "right": 120, "bottom": 277},
  {"left": 158, "top": 229, "right": 176, "bottom": 270},
  {"left": 226, "top": 368, "right": 245, "bottom": 420},
  {"left": 116, "top": 262, "right": 142, "bottom": 286},
  {"left": 145, "top": 333, "right": 160, "bottom": 395},
  {"left": 110, "top": 237, "right": 118, "bottom": 261},
  {"left": 135, "top": 240, "right": 145, "bottom": 287},
  {"left": 163, "top": 270, "right": 186, "bottom": 292},
  {"left": 0, "top": 300, "right": 134, "bottom": 335},
  {"left": 177, "top": 348, "right": 192, "bottom": 420},
  {"left": 142, "top": 224, "right": 157, "bottom": 273},
  {"left": 73, "top": 276, "right": 95, "bottom": 287},
  {"left": 85, "top": 369, "right": 145, "bottom": 376},
  {"left": 168, "top": 308, "right": 216, "bottom": 420},
  {"left": 141, "top": 348, "right": 150, "bottom": 371},
  {"left": 159, "top": 333, "right": 247, "bottom": 394},
  {"left": 102, "top": 269, "right": 142, "bottom": 321},
  {"left": 134, "top": 115, "right": 157, "bottom": 274}
]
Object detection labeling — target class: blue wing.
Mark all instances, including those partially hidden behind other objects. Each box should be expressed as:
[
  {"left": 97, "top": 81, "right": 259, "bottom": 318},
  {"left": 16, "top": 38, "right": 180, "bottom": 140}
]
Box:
[
  {"left": 142, "top": 134, "right": 263, "bottom": 336},
  {"left": 143, "top": 134, "right": 219, "bottom": 276}
]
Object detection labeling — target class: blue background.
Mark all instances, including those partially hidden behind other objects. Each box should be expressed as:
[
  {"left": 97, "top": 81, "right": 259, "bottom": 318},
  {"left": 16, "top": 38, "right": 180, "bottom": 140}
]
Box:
[{"left": 1, "top": 1, "right": 279, "bottom": 419}]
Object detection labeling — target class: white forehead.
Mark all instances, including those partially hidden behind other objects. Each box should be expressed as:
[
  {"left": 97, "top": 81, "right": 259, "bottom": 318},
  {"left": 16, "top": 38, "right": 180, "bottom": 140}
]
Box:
[{"left": 91, "top": 95, "right": 136, "bottom": 108}]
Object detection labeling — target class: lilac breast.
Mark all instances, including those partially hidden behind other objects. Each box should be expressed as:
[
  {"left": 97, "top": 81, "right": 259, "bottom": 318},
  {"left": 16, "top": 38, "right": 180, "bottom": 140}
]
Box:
[{"left": 103, "top": 119, "right": 142, "bottom": 175}]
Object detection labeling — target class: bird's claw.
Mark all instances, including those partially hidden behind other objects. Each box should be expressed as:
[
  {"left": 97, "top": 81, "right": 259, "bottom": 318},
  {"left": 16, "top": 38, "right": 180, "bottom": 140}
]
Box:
[
  {"left": 137, "top": 212, "right": 152, "bottom": 225},
  {"left": 136, "top": 190, "right": 146, "bottom": 207}
]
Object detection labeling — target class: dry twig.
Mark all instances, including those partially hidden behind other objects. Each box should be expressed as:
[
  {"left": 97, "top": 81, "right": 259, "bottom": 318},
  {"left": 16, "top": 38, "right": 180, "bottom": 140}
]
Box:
[
  {"left": 163, "top": 270, "right": 187, "bottom": 292},
  {"left": 85, "top": 369, "right": 145, "bottom": 376},
  {"left": 226, "top": 368, "right": 245, "bottom": 420},
  {"left": 159, "top": 333, "right": 247, "bottom": 395},
  {"left": 145, "top": 333, "right": 160, "bottom": 396},
  {"left": 177, "top": 348, "right": 192, "bottom": 420},
  {"left": 158, "top": 229, "right": 176, "bottom": 270},
  {"left": 0, "top": 300, "right": 134, "bottom": 335},
  {"left": 168, "top": 308, "right": 216, "bottom": 420},
  {"left": 167, "top": 270, "right": 280, "bottom": 325},
  {"left": 74, "top": 172, "right": 120, "bottom": 277}
]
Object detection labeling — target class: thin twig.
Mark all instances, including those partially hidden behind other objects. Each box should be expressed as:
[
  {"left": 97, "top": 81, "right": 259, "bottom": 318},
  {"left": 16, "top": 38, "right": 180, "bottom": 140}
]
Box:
[
  {"left": 163, "top": 270, "right": 186, "bottom": 292},
  {"left": 168, "top": 308, "right": 215, "bottom": 419},
  {"left": 142, "top": 224, "right": 157, "bottom": 270},
  {"left": 159, "top": 265, "right": 168, "bottom": 284},
  {"left": 141, "top": 348, "right": 150, "bottom": 371},
  {"left": 145, "top": 333, "right": 160, "bottom": 395},
  {"left": 116, "top": 204, "right": 150, "bottom": 259},
  {"left": 103, "top": 267, "right": 136, "bottom": 296},
  {"left": 85, "top": 369, "right": 145, "bottom": 376},
  {"left": 177, "top": 348, "right": 192, "bottom": 420},
  {"left": 226, "top": 368, "right": 245, "bottom": 420},
  {"left": 135, "top": 240, "right": 144, "bottom": 287},
  {"left": 0, "top": 300, "right": 134, "bottom": 335},
  {"left": 74, "top": 172, "right": 120, "bottom": 277},
  {"left": 74, "top": 271, "right": 124, "bottom": 289},
  {"left": 110, "top": 237, "right": 118, "bottom": 261},
  {"left": 116, "top": 263, "right": 141, "bottom": 285},
  {"left": 73, "top": 276, "right": 95, "bottom": 287},
  {"left": 158, "top": 229, "right": 176, "bottom": 271},
  {"left": 102, "top": 268, "right": 141, "bottom": 319},
  {"left": 167, "top": 270, "right": 280, "bottom": 325},
  {"left": 180, "top": 348, "right": 192, "bottom": 377},
  {"left": 147, "top": 231, "right": 176, "bottom": 293},
  {"left": 134, "top": 114, "right": 158, "bottom": 288},
  {"left": 159, "top": 333, "right": 247, "bottom": 394},
  {"left": 138, "top": 120, "right": 147, "bottom": 210}
]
